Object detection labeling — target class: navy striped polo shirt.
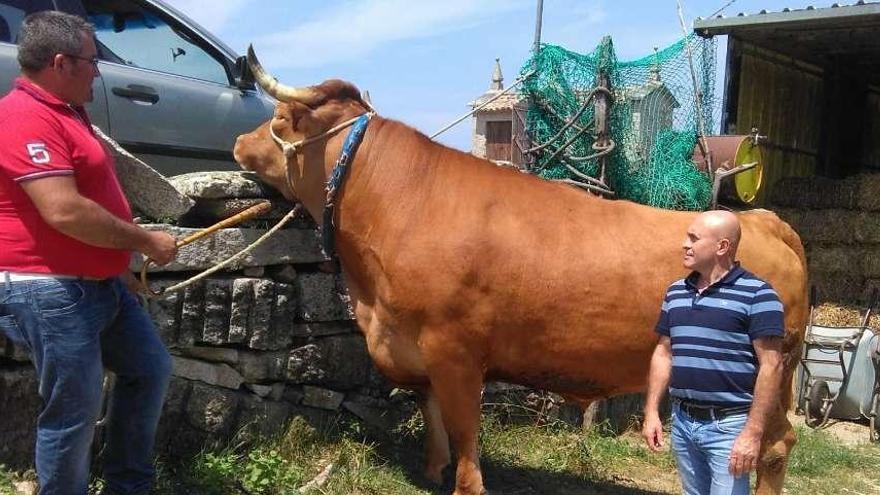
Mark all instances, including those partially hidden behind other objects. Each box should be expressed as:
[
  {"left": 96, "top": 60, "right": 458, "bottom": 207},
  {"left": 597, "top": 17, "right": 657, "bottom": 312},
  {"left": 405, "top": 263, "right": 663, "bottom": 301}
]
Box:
[{"left": 655, "top": 263, "right": 784, "bottom": 407}]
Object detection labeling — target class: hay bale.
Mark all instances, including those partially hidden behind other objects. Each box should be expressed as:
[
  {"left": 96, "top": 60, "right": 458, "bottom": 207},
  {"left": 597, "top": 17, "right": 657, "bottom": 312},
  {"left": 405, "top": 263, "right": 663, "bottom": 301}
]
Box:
[
  {"left": 808, "top": 246, "right": 863, "bottom": 275},
  {"left": 812, "top": 273, "right": 865, "bottom": 305},
  {"left": 854, "top": 211, "right": 880, "bottom": 243},
  {"left": 863, "top": 250, "right": 880, "bottom": 278},
  {"left": 856, "top": 174, "right": 880, "bottom": 211},
  {"left": 771, "top": 176, "right": 858, "bottom": 210},
  {"left": 778, "top": 209, "right": 857, "bottom": 245}
]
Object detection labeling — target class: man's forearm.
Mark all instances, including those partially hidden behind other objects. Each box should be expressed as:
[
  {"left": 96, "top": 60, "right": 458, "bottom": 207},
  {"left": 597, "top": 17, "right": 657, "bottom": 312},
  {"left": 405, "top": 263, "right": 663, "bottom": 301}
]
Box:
[
  {"left": 645, "top": 341, "right": 672, "bottom": 417},
  {"left": 744, "top": 353, "right": 783, "bottom": 435}
]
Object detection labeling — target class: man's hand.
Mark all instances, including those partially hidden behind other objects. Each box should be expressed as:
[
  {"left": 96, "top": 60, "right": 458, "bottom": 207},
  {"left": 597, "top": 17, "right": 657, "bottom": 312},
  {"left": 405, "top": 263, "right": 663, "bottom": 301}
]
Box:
[
  {"left": 729, "top": 427, "right": 761, "bottom": 476},
  {"left": 142, "top": 231, "right": 177, "bottom": 266},
  {"left": 642, "top": 414, "right": 665, "bottom": 452}
]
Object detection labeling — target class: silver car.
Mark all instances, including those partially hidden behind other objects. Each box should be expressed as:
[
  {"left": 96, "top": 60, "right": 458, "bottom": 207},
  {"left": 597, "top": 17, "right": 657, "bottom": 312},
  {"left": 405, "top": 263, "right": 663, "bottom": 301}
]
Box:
[{"left": 0, "top": 0, "right": 274, "bottom": 176}]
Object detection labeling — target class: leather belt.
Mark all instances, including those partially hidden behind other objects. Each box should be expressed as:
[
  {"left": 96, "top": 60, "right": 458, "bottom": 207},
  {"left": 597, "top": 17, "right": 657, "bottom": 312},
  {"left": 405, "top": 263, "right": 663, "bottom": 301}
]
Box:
[
  {"left": 676, "top": 400, "right": 750, "bottom": 421},
  {"left": 1, "top": 271, "right": 108, "bottom": 283}
]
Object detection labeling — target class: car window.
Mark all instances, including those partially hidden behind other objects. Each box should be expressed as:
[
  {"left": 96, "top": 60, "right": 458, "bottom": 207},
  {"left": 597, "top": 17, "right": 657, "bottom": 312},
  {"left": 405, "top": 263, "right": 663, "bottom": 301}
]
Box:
[
  {"left": 0, "top": 0, "right": 55, "bottom": 43},
  {"left": 84, "top": 1, "right": 229, "bottom": 85}
]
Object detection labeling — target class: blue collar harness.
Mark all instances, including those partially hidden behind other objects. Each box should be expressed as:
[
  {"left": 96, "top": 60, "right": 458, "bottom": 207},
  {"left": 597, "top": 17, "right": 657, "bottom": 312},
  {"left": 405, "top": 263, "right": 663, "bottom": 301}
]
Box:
[{"left": 321, "top": 113, "right": 372, "bottom": 257}]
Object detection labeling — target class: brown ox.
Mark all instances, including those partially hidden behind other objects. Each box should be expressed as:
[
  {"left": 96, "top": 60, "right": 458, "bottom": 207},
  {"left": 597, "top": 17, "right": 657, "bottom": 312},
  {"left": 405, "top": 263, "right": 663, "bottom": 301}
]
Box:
[{"left": 233, "top": 48, "right": 807, "bottom": 495}]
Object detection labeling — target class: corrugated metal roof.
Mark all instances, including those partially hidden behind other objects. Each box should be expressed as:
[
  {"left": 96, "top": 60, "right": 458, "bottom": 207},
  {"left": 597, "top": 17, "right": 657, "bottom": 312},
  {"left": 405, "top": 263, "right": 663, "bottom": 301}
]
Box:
[
  {"left": 694, "top": 1, "right": 880, "bottom": 35},
  {"left": 693, "top": 1, "right": 880, "bottom": 84}
]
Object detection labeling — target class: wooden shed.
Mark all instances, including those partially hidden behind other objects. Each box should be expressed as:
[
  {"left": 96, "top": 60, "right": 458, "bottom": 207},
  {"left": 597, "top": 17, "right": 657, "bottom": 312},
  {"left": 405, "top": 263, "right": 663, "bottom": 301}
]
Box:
[{"left": 694, "top": 2, "right": 880, "bottom": 205}]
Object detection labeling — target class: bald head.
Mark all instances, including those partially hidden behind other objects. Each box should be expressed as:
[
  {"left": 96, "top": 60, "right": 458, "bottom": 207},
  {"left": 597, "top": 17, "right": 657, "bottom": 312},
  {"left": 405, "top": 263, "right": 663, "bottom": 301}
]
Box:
[
  {"left": 695, "top": 210, "right": 741, "bottom": 255},
  {"left": 682, "top": 210, "right": 742, "bottom": 275}
]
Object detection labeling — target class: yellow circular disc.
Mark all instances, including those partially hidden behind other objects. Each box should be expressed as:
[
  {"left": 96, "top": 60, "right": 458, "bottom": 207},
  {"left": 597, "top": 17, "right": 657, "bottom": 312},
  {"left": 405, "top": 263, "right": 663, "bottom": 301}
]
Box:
[{"left": 733, "top": 138, "right": 763, "bottom": 204}]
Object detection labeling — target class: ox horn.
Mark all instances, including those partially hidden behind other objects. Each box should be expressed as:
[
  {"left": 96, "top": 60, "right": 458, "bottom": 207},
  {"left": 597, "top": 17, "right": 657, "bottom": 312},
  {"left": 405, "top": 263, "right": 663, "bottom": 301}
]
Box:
[{"left": 247, "top": 44, "right": 322, "bottom": 106}]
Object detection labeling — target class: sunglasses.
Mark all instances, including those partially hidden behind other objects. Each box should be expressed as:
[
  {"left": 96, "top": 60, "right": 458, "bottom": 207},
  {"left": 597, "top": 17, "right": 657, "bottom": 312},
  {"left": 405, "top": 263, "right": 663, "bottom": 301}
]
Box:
[{"left": 63, "top": 53, "right": 100, "bottom": 67}]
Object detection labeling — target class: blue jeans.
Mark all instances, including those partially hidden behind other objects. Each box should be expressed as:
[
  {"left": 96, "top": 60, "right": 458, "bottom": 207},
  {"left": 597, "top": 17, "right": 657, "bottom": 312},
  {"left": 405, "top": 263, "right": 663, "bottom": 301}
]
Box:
[
  {"left": 0, "top": 276, "right": 171, "bottom": 495},
  {"left": 671, "top": 402, "right": 751, "bottom": 495}
]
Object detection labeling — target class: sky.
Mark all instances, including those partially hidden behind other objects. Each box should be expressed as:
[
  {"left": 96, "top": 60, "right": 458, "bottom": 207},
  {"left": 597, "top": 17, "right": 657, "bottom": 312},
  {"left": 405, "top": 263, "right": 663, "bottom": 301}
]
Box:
[{"left": 163, "top": 0, "right": 856, "bottom": 151}]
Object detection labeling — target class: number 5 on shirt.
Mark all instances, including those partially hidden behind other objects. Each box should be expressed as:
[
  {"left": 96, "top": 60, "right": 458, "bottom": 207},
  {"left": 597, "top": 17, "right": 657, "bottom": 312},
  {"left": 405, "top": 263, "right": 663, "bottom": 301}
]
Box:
[{"left": 27, "top": 142, "right": 50, "bottom": 164}]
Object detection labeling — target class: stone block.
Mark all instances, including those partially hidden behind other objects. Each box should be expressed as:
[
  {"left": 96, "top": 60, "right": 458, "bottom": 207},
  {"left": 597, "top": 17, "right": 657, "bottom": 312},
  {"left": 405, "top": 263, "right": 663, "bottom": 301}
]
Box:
[
  {"left": 270, "top": 265, "right": 298, "bottom": 284},
  {"left": 93, "top": 126, "right": 194, "bottom": 221},
  {"left": 185, "top": 382, "right": 241, "bottom": 435},
  {"left": 287, "top": 335, "right": 371, "bottom": 389},
  {"left": 168, "top": 171, "right": 272, "bottom": 199},
  {"left": 229, "top": 278, "right": 255, "bottom": 344},
  {"left": 268, "top": 282, "right": 296, "bottom": 350},
  {"left": 180, "top": 346, "right": 240, "bottom": 365},
  {"left": 202, "top": 279, "right": 232, "bottom": 344},
  {"left": 302, "top": 385, "right": 344, "bottom": 411},
  {"left": 172, "top": 356, "right": 244, "bottom": 390},
  {"left": 237, "top": 350, "right": 287, "bottom": 382},
  {"left": 296, "top": 273, "right": 353, "bottom": 322},
  {"left": 247, "top": 383, "right": 273, "bottom": 397},
  {"left": 146, "top": 279, "right": 183, "bottom": 346},
  {"left": 247, "top": 279, "right": 275, "bottom": 349},
  {"left": 179, "top": 281, "right": 206, "bottom": 347},
  {"left": 243, "top": 266, "right": 265, "bottom": 278},
  {"left": 133, "top": 226, "right": 328, "bottom": 272},
  {"left": 235, "top": 395, "right": 292, "bottom": 443}
]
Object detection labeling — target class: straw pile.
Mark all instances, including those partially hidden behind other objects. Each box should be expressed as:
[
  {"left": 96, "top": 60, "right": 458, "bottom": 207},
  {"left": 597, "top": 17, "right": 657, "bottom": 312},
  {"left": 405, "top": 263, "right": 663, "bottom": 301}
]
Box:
[{"left": 813, "top": 302, "right": 880, "bottom": 329}]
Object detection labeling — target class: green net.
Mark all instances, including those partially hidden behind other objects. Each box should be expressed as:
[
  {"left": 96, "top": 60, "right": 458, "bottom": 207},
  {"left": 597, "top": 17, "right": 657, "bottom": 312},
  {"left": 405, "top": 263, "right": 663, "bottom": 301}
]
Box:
[{"left": 520, "top": 35, "right": 717, "bottom": 210}]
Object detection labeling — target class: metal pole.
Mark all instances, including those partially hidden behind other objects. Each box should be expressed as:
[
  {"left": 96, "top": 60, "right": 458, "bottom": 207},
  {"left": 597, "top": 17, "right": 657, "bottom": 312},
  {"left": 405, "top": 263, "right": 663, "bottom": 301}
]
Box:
[{"left": 533, "top": 0, "right": 544, "bottom": 54}]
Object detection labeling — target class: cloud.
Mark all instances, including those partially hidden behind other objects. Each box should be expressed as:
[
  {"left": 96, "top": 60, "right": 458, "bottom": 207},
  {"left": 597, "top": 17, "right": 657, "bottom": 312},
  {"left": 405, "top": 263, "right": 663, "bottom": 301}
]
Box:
[
  {"left": 164, "top": 0, "right": 248, "bottom": 33},
  {"left": 250, "top": 0, "right": 530, "bottom": 70}
]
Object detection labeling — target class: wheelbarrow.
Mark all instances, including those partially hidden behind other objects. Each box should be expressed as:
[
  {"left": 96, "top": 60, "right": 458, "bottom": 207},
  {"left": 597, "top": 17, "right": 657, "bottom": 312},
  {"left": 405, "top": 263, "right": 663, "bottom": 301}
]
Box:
[{"left": 796, "top": 287, "right": 880, "bottom": 442}]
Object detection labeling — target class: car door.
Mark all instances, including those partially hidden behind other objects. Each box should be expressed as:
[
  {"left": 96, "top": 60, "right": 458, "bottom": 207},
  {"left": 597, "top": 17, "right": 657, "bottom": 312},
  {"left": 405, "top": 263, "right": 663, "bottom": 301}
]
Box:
[
  {"left": 0, "top": 0, "right": 110, "bottom": 132},
  {"left": 82, "top": 0, "right": 273, "bottom": 177}
]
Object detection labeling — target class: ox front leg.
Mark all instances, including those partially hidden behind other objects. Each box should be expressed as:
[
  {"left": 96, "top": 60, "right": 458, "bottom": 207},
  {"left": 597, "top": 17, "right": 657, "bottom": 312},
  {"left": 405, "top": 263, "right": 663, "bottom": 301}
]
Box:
[
  {"left": 424, "top": 353, "right": 485, "bottom": 495},
  {"left": 419, "top": 389, "right": 451, "bottom": 485},
  {"left": 755, "top": 401, "right": 797, "bottom": 494}
]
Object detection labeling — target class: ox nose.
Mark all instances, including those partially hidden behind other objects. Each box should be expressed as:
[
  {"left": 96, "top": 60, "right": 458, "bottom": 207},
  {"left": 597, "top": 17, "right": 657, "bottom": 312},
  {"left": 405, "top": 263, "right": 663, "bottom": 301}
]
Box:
[{"left": 232, "top": 135, "right": 246, "bottom": 166}]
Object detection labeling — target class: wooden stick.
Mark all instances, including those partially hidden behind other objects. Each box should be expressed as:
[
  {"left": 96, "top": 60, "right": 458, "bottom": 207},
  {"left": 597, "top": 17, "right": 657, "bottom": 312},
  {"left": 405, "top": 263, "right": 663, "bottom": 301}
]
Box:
[{"left": 140, "top": 201, "right": 274, "bottom": 296}]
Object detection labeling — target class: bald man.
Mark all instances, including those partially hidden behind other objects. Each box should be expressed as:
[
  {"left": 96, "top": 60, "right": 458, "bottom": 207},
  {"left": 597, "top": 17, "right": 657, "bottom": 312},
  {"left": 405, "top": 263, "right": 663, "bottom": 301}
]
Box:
[{"left": 642, "top": 211, "right": 784, "bottom": 495}]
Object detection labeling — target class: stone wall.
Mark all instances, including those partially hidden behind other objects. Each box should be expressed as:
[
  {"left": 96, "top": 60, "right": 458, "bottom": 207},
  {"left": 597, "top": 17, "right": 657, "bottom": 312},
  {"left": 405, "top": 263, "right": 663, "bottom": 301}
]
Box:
[
  {"left": 0, "top": 171, "right": 415, "bottom": 468},
  {"left": 772, "top": 173, "right": 880, "bottom": 305}
]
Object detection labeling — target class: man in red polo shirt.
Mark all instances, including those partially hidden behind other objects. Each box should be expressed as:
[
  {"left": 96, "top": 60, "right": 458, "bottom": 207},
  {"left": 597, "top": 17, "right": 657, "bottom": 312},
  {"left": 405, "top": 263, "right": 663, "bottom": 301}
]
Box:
[{"left": 0, "top": 11, "right": 177, "bottom": 495}]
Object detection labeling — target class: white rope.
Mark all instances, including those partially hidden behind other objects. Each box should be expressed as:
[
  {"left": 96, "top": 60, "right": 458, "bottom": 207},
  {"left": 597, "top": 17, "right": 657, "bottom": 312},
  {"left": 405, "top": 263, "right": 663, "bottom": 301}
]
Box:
[
  {"left": 154, "top": 205, "right": 301, "bottom": 297},
  {"left": 430, "top": 69, "right": 536, "bottom": 139},
  {"left": 270, "top": 113, "right": 374, "bottom": 157}
]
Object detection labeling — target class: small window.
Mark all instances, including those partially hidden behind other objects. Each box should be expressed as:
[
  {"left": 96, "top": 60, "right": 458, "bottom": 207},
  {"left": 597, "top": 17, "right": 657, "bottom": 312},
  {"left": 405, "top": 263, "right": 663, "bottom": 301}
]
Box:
[
  {"left": 486, "top": 120, "right": 512, "bottom": 161},
  {"left": 0, "top": 1, "right": 55, "bottom": 44},
  {"left": 84, "top": 1, "right": 229, "bottom": 85}
]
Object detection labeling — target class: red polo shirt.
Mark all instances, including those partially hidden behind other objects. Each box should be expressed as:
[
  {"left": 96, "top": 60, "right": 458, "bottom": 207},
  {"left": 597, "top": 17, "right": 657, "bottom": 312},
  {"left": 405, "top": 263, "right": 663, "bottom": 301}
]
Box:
[{"left": 0, "top": 77, "right": 132, "bottom": 278}]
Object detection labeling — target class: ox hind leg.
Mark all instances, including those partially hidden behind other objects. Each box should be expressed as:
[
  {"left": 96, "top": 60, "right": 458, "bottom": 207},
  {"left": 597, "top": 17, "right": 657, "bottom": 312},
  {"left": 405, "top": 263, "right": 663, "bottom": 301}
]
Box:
[
  {"left": 422, "top": 345, "right": 485, "bottom": 495},
  {"left": 419, "top": 388, "right": 451, "bottom": 485}
]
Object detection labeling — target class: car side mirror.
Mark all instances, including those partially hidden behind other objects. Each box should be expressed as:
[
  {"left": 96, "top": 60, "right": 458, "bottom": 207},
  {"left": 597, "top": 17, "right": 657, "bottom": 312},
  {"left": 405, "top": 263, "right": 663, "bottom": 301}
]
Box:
[{"left": 234, "top": 55, "right": 255, "bottom": 90}]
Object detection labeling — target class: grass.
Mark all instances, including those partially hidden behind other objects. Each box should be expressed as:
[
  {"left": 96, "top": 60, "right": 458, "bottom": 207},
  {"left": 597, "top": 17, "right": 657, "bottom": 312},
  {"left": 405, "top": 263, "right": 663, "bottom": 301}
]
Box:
[{"left": 1, "top": 412, "right": 879, "bottom": 494}]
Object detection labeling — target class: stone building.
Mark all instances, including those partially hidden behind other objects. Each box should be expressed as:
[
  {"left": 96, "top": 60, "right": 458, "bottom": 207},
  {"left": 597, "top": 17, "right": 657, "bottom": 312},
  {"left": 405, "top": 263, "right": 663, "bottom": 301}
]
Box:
[{"left": 470, "top": 59, "right": 527, "bottom": 168}]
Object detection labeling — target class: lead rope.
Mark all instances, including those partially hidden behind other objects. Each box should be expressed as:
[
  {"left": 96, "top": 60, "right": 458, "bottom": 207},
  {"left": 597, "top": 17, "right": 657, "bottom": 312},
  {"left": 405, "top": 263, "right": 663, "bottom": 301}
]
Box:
[{"left": 140, "top": 202, "right": 301, "bottom": 298}]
